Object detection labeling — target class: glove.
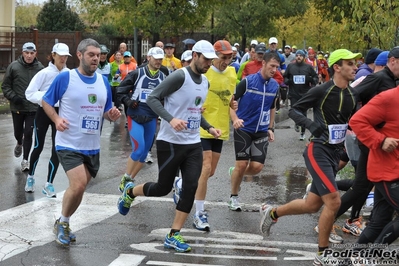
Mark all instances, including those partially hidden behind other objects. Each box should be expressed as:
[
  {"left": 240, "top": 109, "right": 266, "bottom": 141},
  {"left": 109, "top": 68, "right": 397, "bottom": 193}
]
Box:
[
  {"left": 126, "top": 99, "right": 139, "bottom": 109},
  {"left": 309, "top": 122, "right": 324, "bottom": 138},
  {"left": 13, "top": 96, "right": 23, "bottom": 105}
]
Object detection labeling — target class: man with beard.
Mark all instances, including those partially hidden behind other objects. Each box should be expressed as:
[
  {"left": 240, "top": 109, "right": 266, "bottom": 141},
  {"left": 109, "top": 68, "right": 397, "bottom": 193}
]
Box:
[
  {"left": 117, "top": 40, "right": 221, "bottom": 253},
  {"left": 42, "top": 38, "right": 121, "bottom": 246},
  {"left": 284, "top": 49, "right": 318, "bottom": 140}
]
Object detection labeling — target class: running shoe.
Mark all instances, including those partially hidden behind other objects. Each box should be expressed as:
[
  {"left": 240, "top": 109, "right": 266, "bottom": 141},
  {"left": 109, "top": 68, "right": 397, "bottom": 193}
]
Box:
[
  {"left": 342, "top": 218, "right": 363, "bottom": 236},
  {"left": 24, "top": 177, "right": 35, "bottom": 193},
  {"left": 53, "top": 219, "right": 71, "bottom": 246},
  {"left": 173, "top": 177, "right": 182, "bottom": 205},
  {"left": 313, "top": 252, "right": 338, "bottom": 266},
  {"left": 314, "top": 224, "right": 343, "bottom": 244},
  {"left": 42, "top": 183, "right": 56, "bottom": 198},
  {"left": 118, "top": 182, "right": 135, "bottom": 215},
  {"left": 53, "top": 218, "right": 76, "bottom": 242},
  {"left": 259, "top": 203, "right": 277, "bottom": 236},
  {"left": 145, "top": 152, "right": 153, "bottom": 163},
  {"left": 118, "top": 174, "right": 133, "bottom": 193},
  {"left": 14, "top": 143, "right": 22, "bottom": 158},
  {"left": 193, "top": 211, "right": 210, "bottom": 231},
  {"left": 21, "top": 159, "right": 29, "bottom": 172},
  {"left": 164, "top": 232, "right": 191, "bottom": 252},
  {"left": 362, "top": 204, "right": 373, "bottom": 217},
  {"left": 303, "top": 183, "right": 311, "bottom": 199},
  {"left": 300, "top": 133, "right": 306, "bottom": 141},
  {"left": 228, "top": 196, "right": 242, "bottom": 211}
]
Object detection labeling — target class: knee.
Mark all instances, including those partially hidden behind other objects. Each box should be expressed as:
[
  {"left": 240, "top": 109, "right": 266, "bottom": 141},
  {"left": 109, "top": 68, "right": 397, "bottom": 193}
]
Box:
[{"left": 250, "top": 163, "right": 263, "bottom": 174}]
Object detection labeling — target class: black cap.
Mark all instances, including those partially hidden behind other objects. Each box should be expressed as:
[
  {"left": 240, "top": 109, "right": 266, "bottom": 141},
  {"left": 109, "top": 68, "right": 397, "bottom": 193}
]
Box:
[
  {"left": 365, "top": 48, "right": 382, "bottom": 64},
  {"left": 165, "top": 43, "right": 175, "bottom": 48},
  {"left": 255, "top": 44, "right": 267, "bottom": 54},
  {"left": 388, "top": 46, "right": 399, "bottom": 58}
]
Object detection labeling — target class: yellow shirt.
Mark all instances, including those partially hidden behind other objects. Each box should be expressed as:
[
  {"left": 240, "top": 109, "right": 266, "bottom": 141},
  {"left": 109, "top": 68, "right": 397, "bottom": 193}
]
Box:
[
  {"left": 200, "top": 66, "right": 237, "bottom": 140},
  {"left": 162, "top": 55, "right": 182, "bottom": 74}
]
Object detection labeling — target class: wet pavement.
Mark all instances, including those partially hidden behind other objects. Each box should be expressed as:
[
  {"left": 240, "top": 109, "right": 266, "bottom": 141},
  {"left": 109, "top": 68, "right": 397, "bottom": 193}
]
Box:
[{"left": 0, "top": 105, "right": 395, "bottom": 266}]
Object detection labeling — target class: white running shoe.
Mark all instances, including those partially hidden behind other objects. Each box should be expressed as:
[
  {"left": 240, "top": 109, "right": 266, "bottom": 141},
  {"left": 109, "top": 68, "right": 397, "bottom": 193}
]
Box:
[{"left": 228, "top": 196, "right": 242, "bottom": 211}]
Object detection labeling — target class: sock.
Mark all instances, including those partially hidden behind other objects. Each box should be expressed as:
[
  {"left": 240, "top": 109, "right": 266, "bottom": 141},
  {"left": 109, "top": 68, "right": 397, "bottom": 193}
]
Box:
[
  {"left": 46, "top": 182, "right": 51, "bottom": 187},
  {"left": 60, "top": 215, "right": 70, "bottom": 223},
  {"left": 169, "top": 229, "right": 180, "bottom": 236},
  {"left": 230, "top": 194, "right": 238, "bottom": 198},
  {"left": 318, "top": 246, "right": 328, "bottom": 255},
  {"left": 124, "top": 173, "right": 132, "bottom": 179},
  {"left": 270, "top": 208, "right": 279, "bottom": 220},
  {"left": 195, "top": 200, "right": 205, "bottom": 215},
  {"left": 127, "top": 188, "right": 135, "bottom": 198},
  {"left": 27, "top": 175, "right": 34, "bottom": 179}
]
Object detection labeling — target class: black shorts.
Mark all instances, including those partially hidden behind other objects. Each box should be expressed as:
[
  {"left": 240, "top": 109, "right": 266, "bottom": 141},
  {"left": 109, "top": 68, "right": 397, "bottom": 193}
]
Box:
[
  {"left": 57, "top": 150, "right": 100, "bottom": 178},
  {"left": 200, "top": 138, "right": 223, "bottom": 153},
  {"left": 233, "top": 129, "right": 269, "bottom": 164}
]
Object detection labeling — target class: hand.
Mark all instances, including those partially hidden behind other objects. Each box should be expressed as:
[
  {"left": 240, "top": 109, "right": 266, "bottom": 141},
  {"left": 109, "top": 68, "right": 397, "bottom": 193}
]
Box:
[
  {"left": 13, "top": 96, "right": 23, "bottom": 105},
  {"left": 232, "top": 118, "right": 244, "bottom": 129},
  {"left": 381, "top": 137, "right": 399, "bottom": 153},
  {"left": 55, "top": 117, "right": 69, "bottom": 132},
  {"left": 230, "top": 95, "right": 238, "bottom": 111},
  {"left": 268, "top": 130, "right": 275, "bottom": 142},
  {"left": 169, "top": 118, "right": 188, "bottom": 131},
  {"left": 107, "top": 106, "right": 121, "bottom": 121},
  {"left": 209, "top": 127, "right": 222, "bottom": 139},
  {"left": 126, "top": 99, "right": 139, "bottom": 109}
]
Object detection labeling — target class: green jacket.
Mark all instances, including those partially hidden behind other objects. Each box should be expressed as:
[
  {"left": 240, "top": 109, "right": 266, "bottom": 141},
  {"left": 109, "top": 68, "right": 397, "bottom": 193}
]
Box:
[{"left": 2, "top": 55, "right": 44, "bottom": 112}]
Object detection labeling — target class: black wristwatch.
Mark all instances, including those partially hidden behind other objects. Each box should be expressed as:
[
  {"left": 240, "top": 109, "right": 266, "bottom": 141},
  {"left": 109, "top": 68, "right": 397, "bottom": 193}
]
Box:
[{"left": 268, "top": 128, "right": 274, "bottom": 132}]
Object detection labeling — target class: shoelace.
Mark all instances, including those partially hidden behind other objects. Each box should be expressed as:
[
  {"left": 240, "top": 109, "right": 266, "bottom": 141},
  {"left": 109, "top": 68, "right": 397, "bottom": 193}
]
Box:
[
  {"left": 60, "top": 223, "right": 70, "bottom": 238},
  {"left": 172, "top": 234, "right": 185, "bottom": 243}
]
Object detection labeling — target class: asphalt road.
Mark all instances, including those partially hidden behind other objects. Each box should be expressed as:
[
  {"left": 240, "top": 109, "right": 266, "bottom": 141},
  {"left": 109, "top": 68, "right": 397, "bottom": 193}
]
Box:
[{"left": 0, "top": 106, "right": 395, "bottom": 266}]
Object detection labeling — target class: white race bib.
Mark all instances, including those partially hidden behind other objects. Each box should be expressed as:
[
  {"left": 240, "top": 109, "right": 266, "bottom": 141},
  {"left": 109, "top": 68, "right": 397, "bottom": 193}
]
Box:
[
  {"left": 293, "top": 75, "right": 306, "bottom": 84},
  {"left": 80, "top": 114, "right": 101, "bottom": 134},
  {"left": 260, "top": 110, "right": 270, "bottom": 126},
  {"left": 328, "top": 124, "right": 348, "bottom": 144},
  {"left": 139, "top": 88, "right": 152, "bottom": 102}
]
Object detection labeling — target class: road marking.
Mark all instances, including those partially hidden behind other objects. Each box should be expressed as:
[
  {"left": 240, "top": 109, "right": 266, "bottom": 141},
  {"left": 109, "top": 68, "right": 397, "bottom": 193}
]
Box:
[
  {"left": 108, "top": 254, "right": 146, "bottom": 266},
  {"left": 146, "top": 261, "right": 224, "bottom": 266}
]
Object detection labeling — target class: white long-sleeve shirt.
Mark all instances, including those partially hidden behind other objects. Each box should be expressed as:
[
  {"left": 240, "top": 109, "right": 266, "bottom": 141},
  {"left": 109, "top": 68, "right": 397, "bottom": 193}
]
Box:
[{"left": 25, "top": 62, "right": 69, "bottom": 107}]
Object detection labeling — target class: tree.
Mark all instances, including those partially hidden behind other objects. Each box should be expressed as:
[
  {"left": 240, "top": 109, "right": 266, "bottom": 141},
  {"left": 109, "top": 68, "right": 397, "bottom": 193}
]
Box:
[
  {"left": 37, "top": 0, "right": 86, "bottom": 31},
  {"left": 212, "top": 0, "right": 309, "bottom": 49},
  {"left": 15, "top": 2, "right": 42, "bottom": 28},
  {"left": 78, "top": 0, "right": 216, "bottom": 44}
]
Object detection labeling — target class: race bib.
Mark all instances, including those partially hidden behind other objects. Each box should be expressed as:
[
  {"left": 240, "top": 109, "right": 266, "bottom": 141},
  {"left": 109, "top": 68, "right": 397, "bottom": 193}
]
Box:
[
  {"left": 139, "top": 88, "right": 152, "bottom": 102},
  {"left": 80, "top": 114, "right": 101, "bottom": 134},
  {"left": 293, "top": 75, "right": 306, "bottom": 84},
  {"left": 260, "top": 110, "right": 270, "bottom": 126},
  {"left": 187, "top": 116, "right": 200, "bottom": 131},
  {"left": 328, "top": 124, "right": 348, "bottom": 144}
]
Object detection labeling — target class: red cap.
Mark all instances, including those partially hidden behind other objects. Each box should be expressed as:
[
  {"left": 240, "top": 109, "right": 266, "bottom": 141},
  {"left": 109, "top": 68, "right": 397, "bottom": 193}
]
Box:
[{"left": 213, "top": 40, "right": 233, "bottom": 55}]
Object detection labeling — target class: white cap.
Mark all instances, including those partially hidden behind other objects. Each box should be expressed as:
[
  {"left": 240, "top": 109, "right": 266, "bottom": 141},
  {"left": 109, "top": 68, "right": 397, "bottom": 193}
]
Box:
[
  {"left": 147, "top": 47, "right": 164, "bottom": 59},
  {"left": 250, "top": 40, "right": 258, "bottom": 45},
  {"left": 52, "top": 43, "right": 71, "bottom": 56},
  {"left": 181, "top": 50, "right": 193, "bottom": 61},
  {"left": 232, "top": 46, "right": 237, "bottom": 52},
  {"left": 192, "top": 40, "right": 218, "bottom": 59},
  {"left": 22, "top": 42, "right": 36, "bottom": 52},
  {"left": 269, "top": 37, "right": 278, "bottom": 44},
  {"left": 234, "top": 43, "right": 239, "bottom": 46}
]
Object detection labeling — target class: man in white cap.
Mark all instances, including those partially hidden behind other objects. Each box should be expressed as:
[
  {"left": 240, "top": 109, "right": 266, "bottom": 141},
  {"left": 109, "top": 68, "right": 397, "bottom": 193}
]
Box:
[
  {"left": 2, "top": 42, "right": 44, "bottom": 172},
  {"left": 117, "top": 40, "right": 221, "bottom": 253},
  {"left": 267, "top": 37, "right": 286, "bottom": 73},
  {"left": 180, "top": 50, "right": 192, "bottom": 67},
  {"left": 240, "top": 39, "right": 258, "bottom": 64}
]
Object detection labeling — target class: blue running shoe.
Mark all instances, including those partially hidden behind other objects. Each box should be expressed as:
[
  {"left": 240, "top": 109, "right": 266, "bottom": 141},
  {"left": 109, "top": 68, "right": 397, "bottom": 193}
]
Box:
[
  {"left": 173, "top": 177, "right": 181, "bottom": 205},
  {"left": 164, "top": 232, "right": 191, "bottom": 252},
  {"left": 193, "top": 211, "right": 210, "bottom": 231},
  {"left": 53, "top": 218, "right": 76, "bottom": 242},
  {"left": 118, "top": 182, "right": 135, "bottom": 215},
  {"left": 42, "top": 183, "right": 56, "bottom": 198},
  {"left": 53, "top": 219, "right": 71, "bottom": 246},
  {"left": 118, "top": 174, "right": 133, "bottom": 193}
]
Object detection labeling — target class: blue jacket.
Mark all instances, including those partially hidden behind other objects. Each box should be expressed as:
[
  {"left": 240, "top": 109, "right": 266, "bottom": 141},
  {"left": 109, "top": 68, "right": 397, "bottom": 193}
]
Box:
[
  {"left": 236, "top": 72, "right": 279, "bottom": 133},
  {"left": 355, "top": 63, "right": 372, "bottom": 80}
]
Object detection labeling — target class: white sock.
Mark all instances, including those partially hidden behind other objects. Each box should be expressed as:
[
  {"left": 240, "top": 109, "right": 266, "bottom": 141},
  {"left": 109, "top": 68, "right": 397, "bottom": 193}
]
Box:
[
  {"left": 176, "top": 178, "right": 182, "bottom": 189},
  {"left": 60, "top": 215, "right": 70, "bottom": 223},
  {"left": 27, "top": 175, "right": 34, "bottom": 179},
  {"left": 124, "top": 173, "right": 131, "bottom": 178},
  {"left": 45, "top": 182, "right": 51, "bottom": 187},
  {"left": 195, "top": 200, "right": 205, "bottom": 215}
]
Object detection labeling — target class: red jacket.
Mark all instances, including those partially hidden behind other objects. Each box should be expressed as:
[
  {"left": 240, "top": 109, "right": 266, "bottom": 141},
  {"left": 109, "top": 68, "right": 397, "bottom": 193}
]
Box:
[
  {"left": 242, "top": 60, "right": 283, "bottom": 84},
  {"left": 349, "top": 86, "right": 399, "bottom": 182}
]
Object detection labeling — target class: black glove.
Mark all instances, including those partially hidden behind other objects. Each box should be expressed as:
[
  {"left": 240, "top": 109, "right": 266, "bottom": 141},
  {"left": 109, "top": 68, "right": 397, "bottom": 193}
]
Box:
[
  {"left": 309, "top": 122, "right": 324, "bottom": 138},
  {"left": 126, "top": 99, "right": 139, "bottom": 109},
  {"left": 13, "top": 96, "right": 23, "bottom": 105}
]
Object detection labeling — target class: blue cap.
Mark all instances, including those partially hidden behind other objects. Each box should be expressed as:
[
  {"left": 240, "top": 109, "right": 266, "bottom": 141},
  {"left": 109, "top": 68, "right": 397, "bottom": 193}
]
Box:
[
  {"left": 296, "top": 50, "right": 306, "bottom": 56},
  {"left": 123, "top": 51, "right": 132, "bottom": 57},
  {"left": 374, "top": 51, "right": 389, "bottom": 66}
]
